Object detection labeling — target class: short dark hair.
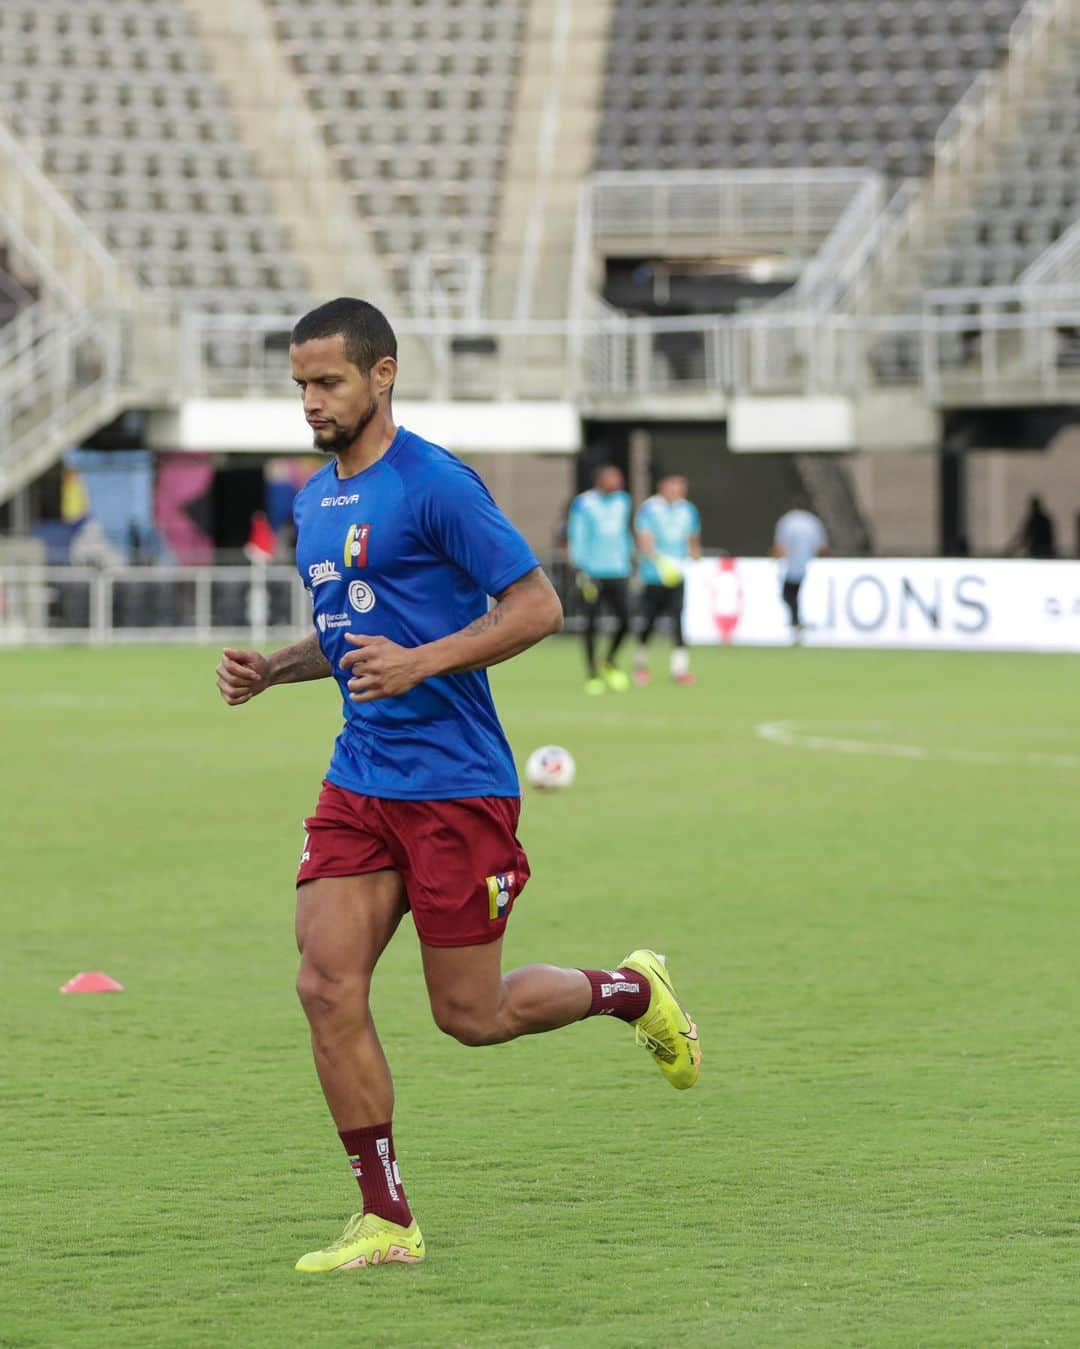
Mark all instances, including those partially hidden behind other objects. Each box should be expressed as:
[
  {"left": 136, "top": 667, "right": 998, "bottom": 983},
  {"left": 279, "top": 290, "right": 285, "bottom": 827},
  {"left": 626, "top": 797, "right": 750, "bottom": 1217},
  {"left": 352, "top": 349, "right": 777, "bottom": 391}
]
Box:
[{"left": 291, "top": 297, "right": 397, "bottom": 373}]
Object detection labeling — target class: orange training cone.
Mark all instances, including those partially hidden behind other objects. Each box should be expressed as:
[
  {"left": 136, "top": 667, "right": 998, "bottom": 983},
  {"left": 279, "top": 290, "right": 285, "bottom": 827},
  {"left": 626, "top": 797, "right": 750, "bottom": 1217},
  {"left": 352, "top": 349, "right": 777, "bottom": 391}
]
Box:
[{"left": 60, "top": 972, "right": 124, "bottom": 994}]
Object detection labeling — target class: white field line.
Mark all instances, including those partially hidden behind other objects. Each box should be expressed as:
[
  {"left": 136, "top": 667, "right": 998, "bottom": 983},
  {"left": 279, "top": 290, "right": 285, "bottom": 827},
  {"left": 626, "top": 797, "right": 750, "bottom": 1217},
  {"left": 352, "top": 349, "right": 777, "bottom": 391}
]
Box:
[{"left": 756, "top": 720, "right": 1080, "bottom": 768}]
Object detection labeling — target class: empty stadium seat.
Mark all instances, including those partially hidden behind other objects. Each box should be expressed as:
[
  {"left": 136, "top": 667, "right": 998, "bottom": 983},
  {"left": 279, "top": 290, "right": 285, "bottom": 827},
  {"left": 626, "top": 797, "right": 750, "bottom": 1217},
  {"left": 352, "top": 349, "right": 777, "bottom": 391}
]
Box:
[
  {"left": 597, "top": 0, "right": 1025, "bottom": 181},
  {"left": 0, "top": 0, "right": 312, "bottom": 312},
  {"left": 931, "top": 57, "right": 1080, "bottom": 288},
  {"left": 264, "top": 0, "right": 525, "bottom": 300}
]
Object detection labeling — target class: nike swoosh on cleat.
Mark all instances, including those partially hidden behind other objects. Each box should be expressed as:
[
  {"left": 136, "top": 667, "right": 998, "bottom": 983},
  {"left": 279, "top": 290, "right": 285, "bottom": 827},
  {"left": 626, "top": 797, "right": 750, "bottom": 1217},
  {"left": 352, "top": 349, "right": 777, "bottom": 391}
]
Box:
[
  {"left": 651, "top": 965, "right": 678, "bottom": 999},
  {"left": 649, "top": 965, "right": 697, "bottom": 1038}
]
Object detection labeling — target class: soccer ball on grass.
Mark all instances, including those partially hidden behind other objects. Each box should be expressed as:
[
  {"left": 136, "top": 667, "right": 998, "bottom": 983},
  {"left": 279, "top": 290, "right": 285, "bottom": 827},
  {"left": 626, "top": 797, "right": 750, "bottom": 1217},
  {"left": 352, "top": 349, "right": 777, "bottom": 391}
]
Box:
[{"left": 524, "top": 745, "right": 576, "bottom": 790}]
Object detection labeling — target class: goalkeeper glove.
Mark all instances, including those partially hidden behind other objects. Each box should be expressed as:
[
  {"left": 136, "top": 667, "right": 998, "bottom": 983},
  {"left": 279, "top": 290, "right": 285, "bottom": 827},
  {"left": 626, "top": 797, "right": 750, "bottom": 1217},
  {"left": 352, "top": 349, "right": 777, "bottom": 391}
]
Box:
[
  {"left": 654, "top": 554, "right": 684, "bottom": 588},
  {"left": 575, "top": 571, "right": 599, "bottom": 603}
]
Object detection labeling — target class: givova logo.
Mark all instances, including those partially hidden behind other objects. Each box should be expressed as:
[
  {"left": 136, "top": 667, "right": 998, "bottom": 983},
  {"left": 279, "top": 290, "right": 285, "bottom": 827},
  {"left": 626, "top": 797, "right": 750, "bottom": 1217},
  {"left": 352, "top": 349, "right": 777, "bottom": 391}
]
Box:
[{"left": 343, "top": 523, "right": 371, "bottom": 569}]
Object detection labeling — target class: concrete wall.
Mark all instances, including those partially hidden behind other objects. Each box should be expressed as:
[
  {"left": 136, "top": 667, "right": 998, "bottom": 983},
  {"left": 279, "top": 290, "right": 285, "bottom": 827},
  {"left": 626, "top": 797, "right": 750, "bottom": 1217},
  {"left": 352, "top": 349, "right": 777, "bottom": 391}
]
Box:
[
  {"left": 460, "top": 451, "right": 575, "bottom": 557},
  {"left": 849, "top": 450, "right": 939, "bottom": 556},
  {"left": 850, "top": 433, "right": 1080, "bottom": 558},
  {"left": 968, "top": 427, "right": 1080, "bottom": 558}
]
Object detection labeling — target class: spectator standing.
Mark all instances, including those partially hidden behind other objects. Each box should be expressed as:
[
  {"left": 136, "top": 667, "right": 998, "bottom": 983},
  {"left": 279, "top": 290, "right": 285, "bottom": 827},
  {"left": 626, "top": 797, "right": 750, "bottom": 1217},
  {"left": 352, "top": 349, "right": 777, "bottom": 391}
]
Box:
[{"left": 1007, "top": 495, "right": 1056, "bottom": 559}]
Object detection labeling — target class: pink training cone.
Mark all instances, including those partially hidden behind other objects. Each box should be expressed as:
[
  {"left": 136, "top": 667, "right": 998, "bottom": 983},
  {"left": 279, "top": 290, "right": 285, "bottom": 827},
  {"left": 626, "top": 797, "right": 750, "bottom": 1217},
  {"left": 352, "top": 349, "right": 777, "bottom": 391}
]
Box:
[{"left": 60, "top": 971, "right": 124, "bottom": 994}]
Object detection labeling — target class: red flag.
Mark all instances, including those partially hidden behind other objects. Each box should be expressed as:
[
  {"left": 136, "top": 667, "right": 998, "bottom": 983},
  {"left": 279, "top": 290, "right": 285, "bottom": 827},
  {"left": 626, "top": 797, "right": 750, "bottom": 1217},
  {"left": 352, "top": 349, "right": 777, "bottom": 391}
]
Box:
[{"left": 244, "top": 510, "right": 276, "bottom": 563}]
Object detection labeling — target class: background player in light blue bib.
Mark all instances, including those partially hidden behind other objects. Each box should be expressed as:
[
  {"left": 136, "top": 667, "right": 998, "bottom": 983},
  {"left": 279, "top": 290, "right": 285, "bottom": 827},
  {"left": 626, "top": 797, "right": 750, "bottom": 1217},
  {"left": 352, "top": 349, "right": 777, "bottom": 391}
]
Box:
[
  {"left": 567, "top": 465, "right": 634, "bottom": 694},
  {"left": 633, "top": 474, "right": 701, "bottom": 685}
]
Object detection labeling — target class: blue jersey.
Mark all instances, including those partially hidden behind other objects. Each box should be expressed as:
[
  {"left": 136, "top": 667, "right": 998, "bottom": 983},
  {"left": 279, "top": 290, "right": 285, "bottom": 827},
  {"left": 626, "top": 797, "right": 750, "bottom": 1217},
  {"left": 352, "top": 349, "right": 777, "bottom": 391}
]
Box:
[
  {"left": 635, "top": 495, "right": 700, "bottom": 585},
  {"left": 567, "top": 489, "right": 633, "bottom": 578},
  {"left": 293, "top": 427, "right": 539, "bottom": 800}
]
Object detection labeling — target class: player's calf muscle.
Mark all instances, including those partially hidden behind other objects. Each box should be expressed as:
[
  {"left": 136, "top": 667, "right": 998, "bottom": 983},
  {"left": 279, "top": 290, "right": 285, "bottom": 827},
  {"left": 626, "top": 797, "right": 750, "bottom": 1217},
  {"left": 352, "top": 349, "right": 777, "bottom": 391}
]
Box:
[{"left": 428, "top": 964, "right": 590, "bottom": 1045}]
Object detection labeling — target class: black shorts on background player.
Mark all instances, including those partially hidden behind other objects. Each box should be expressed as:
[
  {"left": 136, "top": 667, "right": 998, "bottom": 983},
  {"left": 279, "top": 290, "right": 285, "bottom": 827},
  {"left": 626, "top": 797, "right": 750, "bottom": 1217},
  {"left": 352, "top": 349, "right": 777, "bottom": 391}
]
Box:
[{"left": 639, "top": 582, "right": 686, "bottom": 648}]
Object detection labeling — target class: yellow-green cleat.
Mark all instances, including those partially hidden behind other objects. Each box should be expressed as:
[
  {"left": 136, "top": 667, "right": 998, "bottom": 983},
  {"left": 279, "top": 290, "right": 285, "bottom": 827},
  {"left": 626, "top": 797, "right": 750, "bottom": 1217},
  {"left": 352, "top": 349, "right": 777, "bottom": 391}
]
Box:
[
  {"left": 295, "top": 1212, "right": 425, "bottom": 1272},
  {"left": 621, "top": 948, "right": 701, "bottom": 1090},
  {"left": 602, "top": 663, "right": 631, "bottom": 693},
  {"left": 584, "top": 676, "right": 606, "bottom": 696}
]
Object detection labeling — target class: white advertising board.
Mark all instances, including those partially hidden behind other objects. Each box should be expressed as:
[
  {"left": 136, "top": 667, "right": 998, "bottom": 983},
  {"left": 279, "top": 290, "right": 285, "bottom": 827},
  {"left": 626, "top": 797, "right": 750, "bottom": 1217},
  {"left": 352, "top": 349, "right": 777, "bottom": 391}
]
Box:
[{"left": 683, "top": 557, "right": 1080, "bottom": 652}]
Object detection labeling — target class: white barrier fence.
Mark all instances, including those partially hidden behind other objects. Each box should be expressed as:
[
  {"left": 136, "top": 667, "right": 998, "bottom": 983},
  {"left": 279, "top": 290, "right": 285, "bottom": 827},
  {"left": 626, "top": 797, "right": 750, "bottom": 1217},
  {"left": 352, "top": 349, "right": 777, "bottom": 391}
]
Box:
[
  {"left": 5, "top": 559, "right": 1080, "bottom": 652},
  {"left": 684, "top": 557, "right": 1080, "bottom": 652},
  {"left": 0, "top": 565, "right": 308, "bottom": 645}
]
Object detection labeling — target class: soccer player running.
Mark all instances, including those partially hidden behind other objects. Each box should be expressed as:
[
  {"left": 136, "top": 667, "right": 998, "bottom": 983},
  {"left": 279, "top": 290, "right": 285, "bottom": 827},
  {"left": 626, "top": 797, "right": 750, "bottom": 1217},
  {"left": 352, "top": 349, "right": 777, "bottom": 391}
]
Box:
[
  {"left": 772, "top": 497, "right": 829, "bottom": 641},
  {"left": 215, "top": 299, "right": 700, "bottom": 1273},
  {"left": 633, "top": 473, "right": 702, "bottom": 686},
  {"left": 567, "top": 464, "right": 634, "bottom": 695}
]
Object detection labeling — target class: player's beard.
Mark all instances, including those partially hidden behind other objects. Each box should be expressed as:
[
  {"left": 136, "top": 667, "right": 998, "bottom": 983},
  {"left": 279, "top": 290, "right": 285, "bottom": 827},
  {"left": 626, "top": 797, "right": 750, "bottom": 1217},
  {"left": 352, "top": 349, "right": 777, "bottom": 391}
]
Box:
[{"left": 313, "top": 396, "right": 378, "bottom": 456}]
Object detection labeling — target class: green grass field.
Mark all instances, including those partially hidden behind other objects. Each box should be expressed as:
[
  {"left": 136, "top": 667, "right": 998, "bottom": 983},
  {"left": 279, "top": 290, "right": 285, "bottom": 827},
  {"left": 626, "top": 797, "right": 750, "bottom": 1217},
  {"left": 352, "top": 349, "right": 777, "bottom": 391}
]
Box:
[{"left": 2, "top": 638, "right": 1079, "bottom": 1348}]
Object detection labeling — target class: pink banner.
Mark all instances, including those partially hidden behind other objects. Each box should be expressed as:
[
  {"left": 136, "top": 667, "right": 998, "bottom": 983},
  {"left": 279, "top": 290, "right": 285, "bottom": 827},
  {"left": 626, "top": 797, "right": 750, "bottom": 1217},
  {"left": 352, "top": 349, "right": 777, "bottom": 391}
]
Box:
[{"left": 156, "top": 453, "right": 214, "bottom": 564}]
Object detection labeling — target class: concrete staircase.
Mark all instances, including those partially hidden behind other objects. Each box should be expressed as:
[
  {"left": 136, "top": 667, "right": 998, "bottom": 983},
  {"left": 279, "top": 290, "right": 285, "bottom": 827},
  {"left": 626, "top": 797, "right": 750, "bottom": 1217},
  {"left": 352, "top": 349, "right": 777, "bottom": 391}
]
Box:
[
  {"left": 850, "top": 0, "right": 1080, "bottom": 316},
  {"left": 796, "top": 453, "right": 873, "bottom": 555},
  {"left": 0, "top": 119, "right": 146, "bottom": 504},
  {"left": 489, "top": 0, "right": 616, "bottom": 321}
]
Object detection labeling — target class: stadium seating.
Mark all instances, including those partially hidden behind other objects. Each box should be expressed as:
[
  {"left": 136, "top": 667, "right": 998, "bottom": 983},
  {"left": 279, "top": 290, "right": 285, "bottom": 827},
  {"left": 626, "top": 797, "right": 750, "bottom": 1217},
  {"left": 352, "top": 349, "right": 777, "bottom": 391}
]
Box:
[
  {"left": 0, "top": 0, "right": 311, "bottom": 311},
  {"left": 264, "top": 0, "right": 525, "bottom": 299},
  {"left": 927, "top": 70, "right": 1080, "bottom": 287},
  {"left": 0, "top": 0, "right": 1071, "bottom": 328},
  {"left": 596, "top": 0, "right": 1026, "bottom": 182}
]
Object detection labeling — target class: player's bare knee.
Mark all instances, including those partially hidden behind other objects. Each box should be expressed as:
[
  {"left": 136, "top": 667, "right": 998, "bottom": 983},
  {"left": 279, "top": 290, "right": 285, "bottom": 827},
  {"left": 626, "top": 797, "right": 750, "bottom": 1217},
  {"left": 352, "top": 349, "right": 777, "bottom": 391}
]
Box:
[{"left": 296, "top": 959, "right": 368, "bottom": 1025}]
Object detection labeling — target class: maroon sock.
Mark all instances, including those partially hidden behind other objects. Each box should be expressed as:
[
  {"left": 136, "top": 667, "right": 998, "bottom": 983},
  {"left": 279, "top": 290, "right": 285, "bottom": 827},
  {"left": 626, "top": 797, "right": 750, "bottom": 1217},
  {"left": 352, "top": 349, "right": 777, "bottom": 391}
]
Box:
[
  {"left": 338, "top": 1123, "right": 413, "bottom": 1227},
  {"left": 578, "top": 966, "right": 651, "bottom": 1022}
]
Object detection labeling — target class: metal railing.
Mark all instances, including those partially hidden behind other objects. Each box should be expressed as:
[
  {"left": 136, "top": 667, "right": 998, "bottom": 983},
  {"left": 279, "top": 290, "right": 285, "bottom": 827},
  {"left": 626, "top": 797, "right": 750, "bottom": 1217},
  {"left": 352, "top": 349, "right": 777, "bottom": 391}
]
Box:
[
  {"left": 774, "top": 174, "right": 886, "bottom": 312},
  {"left": 0, "top": 115, "right": 132, "bottom": 310},
  {"left": 920, "top": 282, "right": 1080, "bottom": 402},
  {"left": 0, "top": 304, "right": 126, "bottom": 501},
  {"left": 178, "top": 301, "right": 1080, "bottom": 408},
  {"left": 818, "top": 181, "right": 923, "bottom": 315},
  {"left": 933, "top": 0, "right": 1078, "bottom": 186},
  {"left": 408, "top": 252, "right": 487, "bottom": 321},
  {"left": 829, "top": 0, "right": 1080, "bottom": 316},
  {"left": 0, "top": 564, "right": 309, "bottom": 646},
  {"left": 587, "top": 168, "right": 875, "bottom": 249},
  {"left": 1020, "top": 219, "right": 1080, "bottom": 286}
]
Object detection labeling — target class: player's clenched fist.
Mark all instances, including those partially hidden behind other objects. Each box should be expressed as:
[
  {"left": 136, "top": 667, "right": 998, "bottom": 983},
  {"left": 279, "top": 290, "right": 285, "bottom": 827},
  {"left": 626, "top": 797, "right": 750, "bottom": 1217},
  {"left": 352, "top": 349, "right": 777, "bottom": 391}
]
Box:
[
  {"left": 216, "top": 647, "right": 272, "bottom": 705},
  {"left": 340, "top": 632, "right": 424, "bottom": 703}
]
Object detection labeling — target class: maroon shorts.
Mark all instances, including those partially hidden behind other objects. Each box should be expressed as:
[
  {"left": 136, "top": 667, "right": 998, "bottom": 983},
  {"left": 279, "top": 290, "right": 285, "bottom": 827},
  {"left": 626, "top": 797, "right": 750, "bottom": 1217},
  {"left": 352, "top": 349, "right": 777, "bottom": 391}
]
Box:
[{"left": 297, "top": 781, "right": 530, "bottom": 947}]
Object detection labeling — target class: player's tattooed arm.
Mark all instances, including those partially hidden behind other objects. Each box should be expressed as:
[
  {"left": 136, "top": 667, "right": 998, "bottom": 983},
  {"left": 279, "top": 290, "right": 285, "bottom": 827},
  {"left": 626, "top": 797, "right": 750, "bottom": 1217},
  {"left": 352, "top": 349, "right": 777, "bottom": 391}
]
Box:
[
  {"left": 434, "top": 567, "right": 563, "bottom": 675},
  {"left": 461, "top": 607, "right": 505, "bottom": 638},
  {"left": 216, "top": 632, "right": 331, "bottom": 706},
  {"left": 340, "top": 567, "right": 563, "bottom": 702},
  {"left": 268, "top": 632, "right": 333, "bottom": 684}
]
